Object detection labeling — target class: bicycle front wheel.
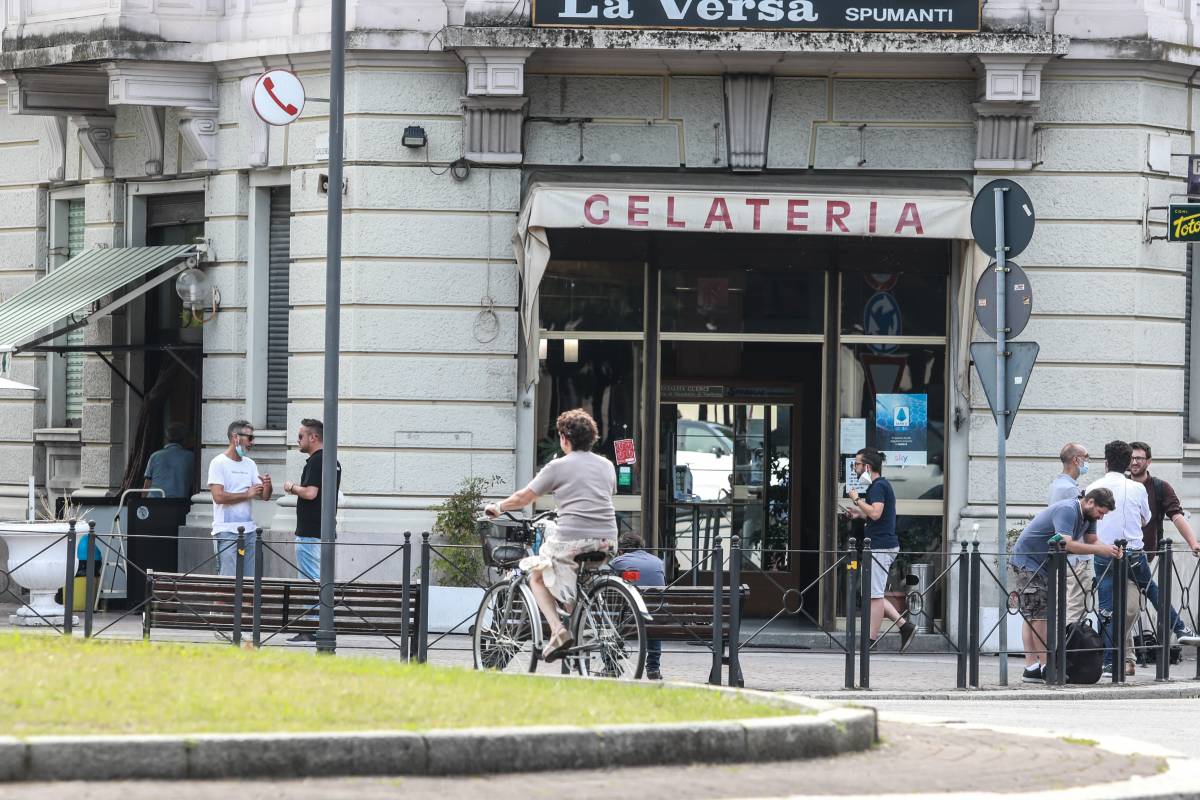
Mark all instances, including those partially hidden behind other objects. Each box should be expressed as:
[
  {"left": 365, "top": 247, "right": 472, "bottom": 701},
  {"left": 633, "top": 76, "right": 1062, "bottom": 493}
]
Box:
[
  {"left": 571, "top": 580, "right": 646, "bottom": 680},
  {"left": 473, "top": 580, "right": 539, "bottom": 673}
]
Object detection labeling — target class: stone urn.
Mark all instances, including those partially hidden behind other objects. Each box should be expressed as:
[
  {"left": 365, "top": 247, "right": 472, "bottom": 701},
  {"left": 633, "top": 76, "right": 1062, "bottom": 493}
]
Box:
[{"left": 0, "top": 521, "right": 78, "bottom": 627}]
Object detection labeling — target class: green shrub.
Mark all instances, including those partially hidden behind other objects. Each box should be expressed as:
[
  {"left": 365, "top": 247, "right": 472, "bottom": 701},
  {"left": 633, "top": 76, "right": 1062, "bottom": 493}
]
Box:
[{"left": 430, "top": 475, "right": 500, "bottom": 588}]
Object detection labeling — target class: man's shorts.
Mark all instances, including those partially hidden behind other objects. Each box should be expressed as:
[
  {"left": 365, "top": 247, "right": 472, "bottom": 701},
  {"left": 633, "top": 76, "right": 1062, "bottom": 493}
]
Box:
[
  {"left": 1008, "top": 562, "right": 1049, "bottom": 620},
  {"left": 869, "top": 547, "right": 899, "bottom": 599}
]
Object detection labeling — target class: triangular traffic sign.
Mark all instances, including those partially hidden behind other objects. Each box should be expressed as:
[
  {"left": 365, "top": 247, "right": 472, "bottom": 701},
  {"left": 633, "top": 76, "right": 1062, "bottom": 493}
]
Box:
[{"left": 971, "top": 341, "right": 1039, "bottom": 439}]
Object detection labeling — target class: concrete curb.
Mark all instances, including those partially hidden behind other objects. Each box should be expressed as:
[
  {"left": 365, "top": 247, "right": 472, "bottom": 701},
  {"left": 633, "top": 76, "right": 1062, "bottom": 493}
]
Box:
[
  {"left": 0, "top": 695, "right": 876, "bottom": 782},
  {"left": 809, "top": 678, "right": 1200, "bottom": 702}
]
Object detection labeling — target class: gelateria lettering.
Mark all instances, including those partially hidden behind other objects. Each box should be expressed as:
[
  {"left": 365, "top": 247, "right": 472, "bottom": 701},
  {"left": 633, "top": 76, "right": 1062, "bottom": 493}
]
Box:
[{"left": 534, "top": 0, "right": 980, "bottom": 31}]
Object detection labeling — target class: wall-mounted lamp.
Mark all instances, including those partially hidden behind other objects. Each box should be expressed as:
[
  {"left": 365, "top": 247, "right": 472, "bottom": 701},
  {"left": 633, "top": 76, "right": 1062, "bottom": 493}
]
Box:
[
  {"left": 402, "top": 125, "right": 428, "bottom": 148},
  {"left": 175, "top": 266, "right": 221, "bottom": 325},
  {"left": 563, "top": 338, "right": 579, "bottom": 363}
]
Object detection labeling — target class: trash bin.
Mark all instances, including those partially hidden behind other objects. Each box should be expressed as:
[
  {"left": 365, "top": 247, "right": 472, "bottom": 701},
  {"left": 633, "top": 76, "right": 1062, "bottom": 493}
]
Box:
[{"left": 907, "top": 562, "right": 932, "bottom": 633}]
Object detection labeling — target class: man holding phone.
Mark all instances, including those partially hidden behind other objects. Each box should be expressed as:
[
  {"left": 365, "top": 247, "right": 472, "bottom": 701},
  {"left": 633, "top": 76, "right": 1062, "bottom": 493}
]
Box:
[{"left": 208, "top": 419, "right": 270, "bottom": 576}]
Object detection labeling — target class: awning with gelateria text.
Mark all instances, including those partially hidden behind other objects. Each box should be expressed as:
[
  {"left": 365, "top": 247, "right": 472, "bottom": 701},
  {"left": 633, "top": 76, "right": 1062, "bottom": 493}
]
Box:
[{"left": 514, "top": 183, "right": 974, "bottom": 386}]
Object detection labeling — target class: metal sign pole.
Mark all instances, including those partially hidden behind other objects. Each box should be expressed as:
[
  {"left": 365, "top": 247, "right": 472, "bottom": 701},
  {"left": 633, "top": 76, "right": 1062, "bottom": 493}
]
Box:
[
  {"left": 993, "top": 186, "right": 1009, "bottom": 686},
  {"left": 316, "top": 0, "right": 346, "bottom": 655}
]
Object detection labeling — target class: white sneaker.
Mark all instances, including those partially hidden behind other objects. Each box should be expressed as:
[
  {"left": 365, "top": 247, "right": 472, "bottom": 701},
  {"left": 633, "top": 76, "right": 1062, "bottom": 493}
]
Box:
[{"left": 1175, "top": 628, "right": 1200, "bottom": 646}]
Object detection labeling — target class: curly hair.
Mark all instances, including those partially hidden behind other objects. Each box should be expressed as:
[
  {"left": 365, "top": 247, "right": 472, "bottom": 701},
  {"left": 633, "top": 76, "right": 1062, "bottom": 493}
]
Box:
[{"left": 556, "top": 408, "right": 599, "bottom": 452}]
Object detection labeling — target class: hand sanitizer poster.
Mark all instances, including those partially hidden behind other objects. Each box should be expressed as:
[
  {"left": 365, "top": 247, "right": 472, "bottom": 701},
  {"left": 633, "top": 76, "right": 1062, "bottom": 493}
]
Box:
[{"left": 874, "top": 393, "right": 928, "bottom": 466}]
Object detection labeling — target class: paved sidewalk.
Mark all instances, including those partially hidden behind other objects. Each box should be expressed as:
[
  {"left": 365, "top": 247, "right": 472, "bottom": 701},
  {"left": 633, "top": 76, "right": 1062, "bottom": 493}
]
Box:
[{"left": 0, "top": 720, "right": 1172, "bottom": 799}]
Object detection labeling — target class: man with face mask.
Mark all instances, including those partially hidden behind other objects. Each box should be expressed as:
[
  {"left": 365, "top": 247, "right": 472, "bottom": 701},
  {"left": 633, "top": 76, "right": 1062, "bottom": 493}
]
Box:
[
  {"left": 208, "top": 419, "right": 270, "bottom": 576},
  {"left": 1049, "top": 443, "right": 1091, "bottom": 626}
]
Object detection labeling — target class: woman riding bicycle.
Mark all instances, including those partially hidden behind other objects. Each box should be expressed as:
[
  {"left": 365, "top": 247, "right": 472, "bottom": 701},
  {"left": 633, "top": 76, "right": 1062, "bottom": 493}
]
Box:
[{"left": 485, "top": 408, "right": 617, "bottom": 662}]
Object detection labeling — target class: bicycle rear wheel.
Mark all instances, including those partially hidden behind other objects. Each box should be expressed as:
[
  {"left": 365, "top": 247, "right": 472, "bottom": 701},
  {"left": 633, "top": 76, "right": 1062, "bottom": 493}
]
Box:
[
  {"left": 473, "top": 580, "right": 539, "bottom": 673},
  {"left": 571, "top": 580, "right": 646, "bottom": 679}
]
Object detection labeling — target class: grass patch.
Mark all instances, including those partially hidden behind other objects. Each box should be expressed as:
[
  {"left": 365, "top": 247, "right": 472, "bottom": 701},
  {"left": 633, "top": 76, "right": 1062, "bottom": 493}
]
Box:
[
  {"left": 1060, "top": 736, "right": 1099, "bottom": 747},
  {"left": 0, "top": 633, "right": 793, "bottom": 737}
]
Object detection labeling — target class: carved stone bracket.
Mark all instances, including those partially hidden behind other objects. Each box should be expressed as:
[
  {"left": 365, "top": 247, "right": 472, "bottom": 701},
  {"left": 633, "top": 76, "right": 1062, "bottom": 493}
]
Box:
[
  {"left": 179, "top": 106, "right": 219, "bottom": 171},
  {"left": 972, "top": 56, "right": 1047, "bottom": 171},
  {"left": 71, "top": 114, "right": 117, "bottom": 177},
  {"left": 239, "top": 76, "right": 269, "bottom": 168},
  {"left": 42, "top": 116, "right": 67, "bottom": 182},
  {"left": 462, "top": 95, "right": 528, "bottom": 164},
  {"left": 724, "top": 74, "right": 773, "bottom": 172},
  {"left": 457, "top": 47, "right": 533, "bottom": 96},
  {"left": 139, "top": 106, "right": 166, "bottom": 176}
]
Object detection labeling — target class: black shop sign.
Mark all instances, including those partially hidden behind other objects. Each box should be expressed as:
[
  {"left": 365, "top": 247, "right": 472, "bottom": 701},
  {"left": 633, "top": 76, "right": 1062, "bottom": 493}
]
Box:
[{"left": 532, "top": 0, "right": 982, "bottom": 32}]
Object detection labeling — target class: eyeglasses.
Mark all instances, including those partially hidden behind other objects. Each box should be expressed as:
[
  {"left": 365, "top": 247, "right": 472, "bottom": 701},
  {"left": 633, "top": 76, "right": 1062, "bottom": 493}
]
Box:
[
  {"left": 1131, "top": 457, "right": 1148, "bottom": 463},
  {"left": 237, "top": 432, "right": 255, "bottom": 441}
]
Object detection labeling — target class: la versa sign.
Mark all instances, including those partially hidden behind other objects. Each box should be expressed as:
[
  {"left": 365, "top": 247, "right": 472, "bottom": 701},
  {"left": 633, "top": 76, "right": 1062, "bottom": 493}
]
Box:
[{"left": 533, "top": 0, "right": 982, "bottom": 32}]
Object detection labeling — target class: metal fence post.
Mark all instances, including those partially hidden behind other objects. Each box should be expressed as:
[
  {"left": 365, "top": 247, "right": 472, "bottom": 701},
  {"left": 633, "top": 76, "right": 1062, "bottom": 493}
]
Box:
[
  {"left": 63, "top": 519, "right": 76, "bottom": 636},
  {"left": 252, "top": 528, "right": 264, "bottom": 648},
  {"left": 727, "top": 535, "right": 743, "bottom": 688},
  {"left": 232, "top": 526, "right": 245, "bottom": 647},
  {"left": 708, "top": 536, "right": 724, "bottom": 686},
  {"left": 83, "top": 520, "right": 97, "bottom": 638},
  {"left": 1055, "top": 540, "right": 1068, "bottom": 686},
  {"left": 401, "top": 531, "right": 412, "bottom": 661},
  {"left": 859, "top": 537, "right": 872, "bottom": 690},
  {"left": 956, "top": 540, "right": 968, "bottom": 689},
  {"left": 1113, "top": 541, "right": 1127, "bottom": 684},
  {"left": 845, "top": 537, "right": 858, "bottom": 690},
  {"left": 418, "top": 532, "right": 431, "bottom": 663},
  {"left": 1044, "top": 543, "right": 1060, "bottom": 685},
  {"left": 1159, "top": 539, "right": 1174, "bottom": 682},
  {"left": 691, "top": 504, "right": 700, "bottom": 587},
  {"left": 969, "top": 541, "right": 981, "bottom": 688}
]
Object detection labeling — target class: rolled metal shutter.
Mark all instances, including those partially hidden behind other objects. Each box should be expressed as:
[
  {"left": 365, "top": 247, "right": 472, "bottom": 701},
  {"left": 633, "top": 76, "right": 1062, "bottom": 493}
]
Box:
[
  {"left": 266, "top": 187, "right": 291, "bottom": 431},
  {"left": 65, "top": 200, "right": 85, "bottom": 427}
]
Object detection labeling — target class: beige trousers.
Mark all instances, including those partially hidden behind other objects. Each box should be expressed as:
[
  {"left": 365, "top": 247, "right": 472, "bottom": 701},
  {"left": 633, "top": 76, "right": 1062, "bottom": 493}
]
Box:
[{"left": 1065, "top": 559, "right": 1095, "bottom": 625}]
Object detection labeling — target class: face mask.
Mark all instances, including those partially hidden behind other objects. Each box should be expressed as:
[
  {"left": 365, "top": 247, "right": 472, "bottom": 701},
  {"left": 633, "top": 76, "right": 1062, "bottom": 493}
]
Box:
[
  {"left": 1078, "top": 461, "right": 1089, "bottom": 476},
  {"left": 235, "top": 445, "right": 247, "bottom": 458},
  {"left": 858, "top": 472, "right": 873, "bottom": 487}
]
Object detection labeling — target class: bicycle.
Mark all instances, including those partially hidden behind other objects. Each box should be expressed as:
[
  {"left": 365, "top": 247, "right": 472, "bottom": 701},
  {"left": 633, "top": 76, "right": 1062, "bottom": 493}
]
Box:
[{"left": 471, "top": 510, "right": 650, "bottom": 678}]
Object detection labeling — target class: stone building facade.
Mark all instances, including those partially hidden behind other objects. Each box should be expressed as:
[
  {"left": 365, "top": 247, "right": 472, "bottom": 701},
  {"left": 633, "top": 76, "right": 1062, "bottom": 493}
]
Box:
[{"left": 0, "top": 0, "right": 1196, "bottom": 626}]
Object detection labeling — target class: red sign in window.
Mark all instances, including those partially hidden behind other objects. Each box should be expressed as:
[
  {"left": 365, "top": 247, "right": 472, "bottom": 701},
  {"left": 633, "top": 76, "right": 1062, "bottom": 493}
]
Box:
[{"left": 614, "top": 438, "right": 636, "bottom": 466}]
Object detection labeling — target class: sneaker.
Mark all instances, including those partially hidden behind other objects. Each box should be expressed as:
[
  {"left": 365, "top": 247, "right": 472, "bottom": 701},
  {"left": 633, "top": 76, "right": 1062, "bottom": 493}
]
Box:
[
  {"left": 646, "top": 670, "right": 663, "bottom": 680},
  {"left": 1175, "top": 628, "right": 1200, "bottom": 647},
  {"left": 1100, "top": 664, "right": 1113, "bottom": 678},
  {"left": 899, "top": 621, "right": 917, "bottom": 653},
  {"left": 1021, "top": 663, "right": 1045, "bottom": 683},
  {"left": 287, "top": 632, "right": 316, "bottom": 643}
]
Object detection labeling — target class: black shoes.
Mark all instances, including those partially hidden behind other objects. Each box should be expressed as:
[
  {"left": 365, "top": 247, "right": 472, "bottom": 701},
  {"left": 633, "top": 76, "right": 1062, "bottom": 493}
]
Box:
[
  {"left": 899, "top": 621, "right": 917, "bottom": 653},
  {"left": 1022, "top": 663, "right": 1045, "bottom": 683},
  {"left": 288, "top": 631, "right": 316, "bottom": 643},
  {"left": 646, "top": 669, "right": 662, "bottom": 680}
]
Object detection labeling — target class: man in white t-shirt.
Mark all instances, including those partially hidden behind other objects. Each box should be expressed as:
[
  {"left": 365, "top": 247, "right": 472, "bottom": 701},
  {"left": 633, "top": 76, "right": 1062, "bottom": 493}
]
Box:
[{"left": 208, "top": 419, "right": 271, "bottom": 576}]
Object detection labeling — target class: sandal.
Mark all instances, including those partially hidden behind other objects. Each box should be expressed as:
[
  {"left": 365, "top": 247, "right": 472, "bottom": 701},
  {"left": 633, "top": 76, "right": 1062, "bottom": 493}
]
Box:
[{"left": 541, "top": 628, "right": 574, "bottom": 662}]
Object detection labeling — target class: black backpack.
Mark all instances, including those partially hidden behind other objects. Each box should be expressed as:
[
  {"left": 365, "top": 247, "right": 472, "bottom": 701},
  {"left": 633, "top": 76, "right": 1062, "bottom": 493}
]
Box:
[{"left": 1064, "top": 619, "right": 1104, "bottom": 684}]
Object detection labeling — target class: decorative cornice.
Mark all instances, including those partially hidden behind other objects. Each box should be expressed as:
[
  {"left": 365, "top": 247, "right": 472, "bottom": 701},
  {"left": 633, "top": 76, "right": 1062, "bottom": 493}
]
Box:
[
  {"left": 462, "top": 95, "right": 528, "bottom": 164},
  {"left": 455, "top": 47, "right": 533, "bottom": 96},
  {"left": 1, "top": 67, "right": 108, "bottom": 116},
  {"left": 105, "top": 61, "right": 219, "bottom": 108}
]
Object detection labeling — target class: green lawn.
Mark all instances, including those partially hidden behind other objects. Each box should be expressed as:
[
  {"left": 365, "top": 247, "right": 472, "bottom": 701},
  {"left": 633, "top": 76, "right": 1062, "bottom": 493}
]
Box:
[{"left": 0, "top": 633, "right": 792, "bottom": 737}]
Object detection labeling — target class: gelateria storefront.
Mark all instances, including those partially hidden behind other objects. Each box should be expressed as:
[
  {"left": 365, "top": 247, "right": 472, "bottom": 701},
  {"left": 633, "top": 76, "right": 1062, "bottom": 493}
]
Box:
[{"left": 516, "top": 176, "right": 981, "bottom": 626}]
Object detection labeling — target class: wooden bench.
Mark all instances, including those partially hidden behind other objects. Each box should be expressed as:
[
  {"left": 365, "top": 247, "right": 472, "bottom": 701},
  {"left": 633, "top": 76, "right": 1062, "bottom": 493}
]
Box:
[
  {"left": 143, "top": 571, "right": 421, "bottom": 656},
  {"left": 639, "top": 583, "right": 749, "bottom": 686}
]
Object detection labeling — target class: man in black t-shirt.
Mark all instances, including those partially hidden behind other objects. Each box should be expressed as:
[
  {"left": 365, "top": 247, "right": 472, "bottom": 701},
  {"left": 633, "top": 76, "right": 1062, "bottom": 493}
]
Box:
[
  {"left": 282, "top": 418, "right": 341, "bottom": 641},
  {"left": 846, "top": 446, "right": 917, "bottom": 652}
]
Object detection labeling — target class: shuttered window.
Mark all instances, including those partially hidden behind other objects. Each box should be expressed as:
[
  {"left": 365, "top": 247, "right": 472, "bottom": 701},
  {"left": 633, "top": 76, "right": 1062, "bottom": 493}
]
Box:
[
  {"left": 65, "top": 200, "right": 85, "bottom": 427},
  {"left": 266, "top": 187, "right": 291, "bottom": 431}
]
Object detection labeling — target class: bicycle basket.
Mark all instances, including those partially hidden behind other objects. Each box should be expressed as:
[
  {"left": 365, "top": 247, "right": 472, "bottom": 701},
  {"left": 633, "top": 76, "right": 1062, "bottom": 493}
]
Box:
[{"left": 477, "top": 518, "right": 530, "bottom": 568}]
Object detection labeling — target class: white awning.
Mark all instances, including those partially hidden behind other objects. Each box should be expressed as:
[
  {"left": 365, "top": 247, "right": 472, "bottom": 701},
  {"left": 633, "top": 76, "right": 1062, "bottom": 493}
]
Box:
[
  {"left": 0, "top": 245, "right": 198, "bottom": 354},
  {"left": 514, "top": 181, "right": 974, "bottom": 386}
]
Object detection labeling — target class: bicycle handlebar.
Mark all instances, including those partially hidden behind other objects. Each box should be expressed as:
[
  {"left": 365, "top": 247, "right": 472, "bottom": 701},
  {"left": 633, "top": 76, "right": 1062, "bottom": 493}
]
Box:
[{"left": 497, "top": 509, "right": 558, "bottom": 524}]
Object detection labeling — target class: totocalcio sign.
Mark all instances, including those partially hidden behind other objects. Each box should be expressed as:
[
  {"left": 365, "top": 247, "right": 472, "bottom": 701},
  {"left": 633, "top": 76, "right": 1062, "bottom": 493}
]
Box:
[{"left": 532, "top": 0, "right": 981, "bottom": 32}]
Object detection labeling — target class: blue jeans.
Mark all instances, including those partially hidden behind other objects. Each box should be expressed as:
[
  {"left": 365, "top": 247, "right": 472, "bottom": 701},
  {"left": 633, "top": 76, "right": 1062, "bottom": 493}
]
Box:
[
  {"left": 1095, "top": 550, "right": 1184, "bottom": 666},
  {"left": 296, "top": 537, "right": 321, "bottom": 581},
  {"left": 215, "top": 528, "right": 257, "bottom": 577},
  {"left": 647, "top": 639, "right": 662, "bottom": 673}
]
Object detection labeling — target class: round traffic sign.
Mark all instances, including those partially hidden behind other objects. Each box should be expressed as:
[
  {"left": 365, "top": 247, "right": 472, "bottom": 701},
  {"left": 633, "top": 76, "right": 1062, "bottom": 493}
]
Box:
[
  {"left": 973, "top": 261, "right": 1033, "bottom": 339},
  {"left": 251, "top": 69, "right": 306, "bottom": 126},
  {"left": 971, "top": 178, "right": 1036, "bottom": 259}
]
